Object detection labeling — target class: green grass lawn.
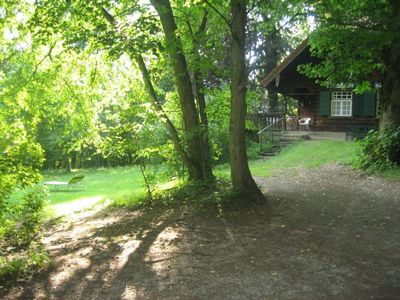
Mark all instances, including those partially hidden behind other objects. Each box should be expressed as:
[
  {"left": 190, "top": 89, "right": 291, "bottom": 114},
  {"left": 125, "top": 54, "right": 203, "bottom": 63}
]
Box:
[
  {"left": 215, "top": 140, "right": 358, "bottom": 178},
  {"left": 9, "top": 165, "right": 178, "bottom": 217},
  {"left": 43, "top": 166, "right": 144, "bottom": 203},
  {"left": 251, "top": 139, "right": 358, "bottom": 177},
  {"left": 10, "top": 140, "right": 398, "bottom": 216},
  {"left": 37, "top": 166, "right": 148, "bottom": 216}
]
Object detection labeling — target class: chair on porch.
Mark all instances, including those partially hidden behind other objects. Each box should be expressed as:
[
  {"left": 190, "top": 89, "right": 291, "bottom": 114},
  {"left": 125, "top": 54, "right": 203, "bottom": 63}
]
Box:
[{"left": 299, "top": 118, "right": 312, "bottom": 131}]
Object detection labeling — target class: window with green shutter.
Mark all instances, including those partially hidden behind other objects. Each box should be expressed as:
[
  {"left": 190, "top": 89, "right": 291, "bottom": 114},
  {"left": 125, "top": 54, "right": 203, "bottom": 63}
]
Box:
[
  {"left": 363, "top": 93, "right": 376, "bottom": 117},
  {"left": 352, "top": 93, "right": 364, "bottom": 117},
  {"left": 319, "top": 91, "right": 331, "bottom": 117}
]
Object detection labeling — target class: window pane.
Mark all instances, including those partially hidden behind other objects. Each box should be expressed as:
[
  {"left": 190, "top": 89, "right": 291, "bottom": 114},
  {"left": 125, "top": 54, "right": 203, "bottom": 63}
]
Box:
[
  {"left": 331, "top": 100, "right": 340, "bottom": 116},
  {"left": 342, "top": 100, "right": 352, "bottom": 116},
  {"left": 332, "top": 91, "right": 352, "bottom": 100},
  {"left": 331, "top": 93, "right": 352, "bottom": 116}
]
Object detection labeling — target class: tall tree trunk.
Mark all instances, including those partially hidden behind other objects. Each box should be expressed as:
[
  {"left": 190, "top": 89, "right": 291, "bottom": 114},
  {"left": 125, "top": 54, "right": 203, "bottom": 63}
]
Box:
[
  {"left": 151, "top": 0, "right": 212, "bottom": 180},
  {"left": 379, "top": 0, "right": 400, "bottom": 128},
  {"left": 381, "top": 8, "right": 400, "bottom": 129},
  {"left": 379, "top": 1, "right": 400, "bottom": 163},
  {"left": 229, "top": 0, "right": 263, "bottom": 198},
  {"left": 380, "top": 58, "right": 400, "bottom": 164},
  {"left": 381, "top": 64, "right": 400, "bottom": 128}
]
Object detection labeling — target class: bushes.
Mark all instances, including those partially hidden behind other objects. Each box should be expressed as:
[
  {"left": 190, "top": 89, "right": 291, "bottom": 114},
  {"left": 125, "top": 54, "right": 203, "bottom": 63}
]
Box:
[
  {"left": 207, "top": 85, "right": 260, "bottom": 164},
  {"left": 0, "top": 185, "right": 50, "bottom": 283},
  {"left": 0, "top": 242, "right": 49, "bottom": 280},
  {"left": 354, "top": 125, "right": 400, "bottom": 171}
]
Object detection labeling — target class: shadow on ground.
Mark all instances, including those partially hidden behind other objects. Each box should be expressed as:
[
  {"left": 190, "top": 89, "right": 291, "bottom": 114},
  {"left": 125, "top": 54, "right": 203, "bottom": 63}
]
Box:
[{"left": 1, "top": 164, "right": 400, "bottom": 299}]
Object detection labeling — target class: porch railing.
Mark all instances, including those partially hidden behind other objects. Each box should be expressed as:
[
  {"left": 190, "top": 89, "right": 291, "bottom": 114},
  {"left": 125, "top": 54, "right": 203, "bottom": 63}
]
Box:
[{"left": 257, "top": 117, "right": 284, "bottom": 152}]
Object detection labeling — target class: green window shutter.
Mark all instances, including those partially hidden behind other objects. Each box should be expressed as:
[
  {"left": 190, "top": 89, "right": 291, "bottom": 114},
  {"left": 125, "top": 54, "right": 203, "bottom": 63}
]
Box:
[
  {"left": 363, "top": 92, "right": 376, "bottom": 117},
  {"left": 352, "top": 93, "right": 363, "bottom": 117},
  {"left": 319, "top": 91, "right": 331, "bottom": 117}
]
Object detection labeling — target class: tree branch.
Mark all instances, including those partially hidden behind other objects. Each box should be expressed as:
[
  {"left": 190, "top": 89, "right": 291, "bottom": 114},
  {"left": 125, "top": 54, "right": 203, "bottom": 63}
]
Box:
[
  {"left": 203, "top": 0, "right": 231, "bottom": 30},
  {"left": 275, "top": 12, "right": 305, "bottom": 31},
  {"left": 196, "top": 9, "right": 209, "bottom": 35},
  {"left": 61, "top": 78, "right": 81, "bottom": 101},
  {"left": 101, "top": 7, "right": 117, "bottom": 26},
  {"left": 24, "top": 44, "right": 55, "bottom": 86}
]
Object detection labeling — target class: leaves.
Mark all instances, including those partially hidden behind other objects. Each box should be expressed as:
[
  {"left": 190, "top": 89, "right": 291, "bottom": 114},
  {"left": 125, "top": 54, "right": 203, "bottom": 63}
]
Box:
[
  {"left": 354, "top": 125, "right": 400, "bottom": 171},
  {"left": 302, "top": 0, "right": 399, "bottom": 90}
]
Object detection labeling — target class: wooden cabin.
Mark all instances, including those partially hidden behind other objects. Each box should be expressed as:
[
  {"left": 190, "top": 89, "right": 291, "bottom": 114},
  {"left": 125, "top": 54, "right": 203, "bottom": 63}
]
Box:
[{"left": 260, "top": 39, "right": 379, "bottom": 138}]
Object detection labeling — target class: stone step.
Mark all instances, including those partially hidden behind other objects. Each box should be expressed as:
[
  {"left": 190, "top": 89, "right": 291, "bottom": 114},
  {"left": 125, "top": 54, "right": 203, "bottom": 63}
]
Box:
[
  {"left": 260, "top": 147, "right": 282, "bottom": 156},
  {"left": 260, "top": 151, "right": 279, "bottom": 157},
  {"left": 281, "top": 134, "right": 310, "bottom": 140},
  {"left": 260, "top": 140, "right": 294, "bottom": 158}
]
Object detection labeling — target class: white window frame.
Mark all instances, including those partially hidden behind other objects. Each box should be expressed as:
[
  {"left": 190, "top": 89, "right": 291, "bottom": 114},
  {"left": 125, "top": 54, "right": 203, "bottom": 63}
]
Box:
[{"left": 331, "top": 91, "right": 352, "bottom": 117}]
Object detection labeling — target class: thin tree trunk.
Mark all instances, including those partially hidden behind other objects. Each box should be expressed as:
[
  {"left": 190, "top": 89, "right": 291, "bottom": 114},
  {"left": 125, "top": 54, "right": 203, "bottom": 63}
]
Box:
[
  {"left": 135, "top": 54, "right": 192, "bottom": 169},
  {"left": 78, "top": 151, "right": 84, "bottom": 169},
  {"left": 151, "top": 0, "right": 211, "bottom": 180},
  {"left": 229, "top": 0, "right": 263, "bottom": 198},
  {"left": 64, "top": 156, "right": 72, "bottom": 173},
  {"left": 139, "top": 163, "right": 153, "bottom": 200},
  {"left": 263, "top": 27, "right": 280, "bottom": 112},
  {"left": 189, "top": 10, "right": 213, "bottom": 178},
  {"left": 71, "top": 151, "right": 77, "bottom": 169},
  {"left": 192, "top": 73, "right": 213, "bottom": 178},
  {"left": 101, "top": 7, "right": 208, "bottom": 179}
]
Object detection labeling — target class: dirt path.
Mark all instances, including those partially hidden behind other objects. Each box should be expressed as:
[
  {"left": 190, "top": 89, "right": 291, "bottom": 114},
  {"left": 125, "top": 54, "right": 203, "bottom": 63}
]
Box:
[{"left": 1, "top": 164, "right": 400, "bottom": 299}]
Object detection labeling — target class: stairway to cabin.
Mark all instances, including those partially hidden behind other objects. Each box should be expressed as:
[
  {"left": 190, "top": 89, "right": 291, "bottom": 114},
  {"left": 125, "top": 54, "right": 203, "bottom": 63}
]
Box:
[{"left": 259, "top": 131, "right": 310, "bottom": 158}]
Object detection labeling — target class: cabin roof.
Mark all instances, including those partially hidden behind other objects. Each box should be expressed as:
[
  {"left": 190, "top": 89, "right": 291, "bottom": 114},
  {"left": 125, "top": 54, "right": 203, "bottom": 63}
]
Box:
[
  {"left": 260, "top": 38, "right": 323, "bottom": 101},
  {"left": 261, "top": 38, "right": 310, "bottom": 88}
]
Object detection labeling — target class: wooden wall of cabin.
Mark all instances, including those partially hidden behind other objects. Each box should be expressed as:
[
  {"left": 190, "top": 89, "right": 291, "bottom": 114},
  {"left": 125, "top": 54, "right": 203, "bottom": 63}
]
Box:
[
  {"left": 296, "top": 93, "right": 379, "bottom": 132},
  {"left": 315, "top": 91, "right": 379, "bottom": 132},
  {"left": 272, "top": 81, "right": 380, "bottom": 132},
  {"left": 298, "top": 95, "right": 318, "bottom": 128},
  {"left": 315, "top": 116, "right": 378, "bottom": 132}
]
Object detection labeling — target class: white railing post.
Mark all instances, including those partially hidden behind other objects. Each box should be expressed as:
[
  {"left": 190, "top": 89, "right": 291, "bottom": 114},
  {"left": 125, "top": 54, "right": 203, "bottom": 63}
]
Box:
[{"left": 257, "top": 117, "right": 285, "bottom": 152}]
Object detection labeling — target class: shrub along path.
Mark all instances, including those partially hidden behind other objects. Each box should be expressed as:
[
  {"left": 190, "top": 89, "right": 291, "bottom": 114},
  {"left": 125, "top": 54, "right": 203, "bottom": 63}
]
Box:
[{"left": 1, "top": 164, "right": 399, "bottom": 299}]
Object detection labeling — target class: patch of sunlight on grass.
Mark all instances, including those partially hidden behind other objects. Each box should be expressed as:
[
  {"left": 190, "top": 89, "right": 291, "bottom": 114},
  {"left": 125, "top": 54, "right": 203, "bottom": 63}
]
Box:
[
  {"left": 10, "top": 165, "right": 154, "bottom": 216},
  {"left": 156, "top": 178, "right": 180, "bottom": 190},
  {"left": 111, "top": 192, "right": 147, "bottom": 207},
  {"left": 50, "top": 195, "right": 105, "bottom": 216},
  {"left": 42, "top": 166, "right": 146, "bottom": 208}
]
